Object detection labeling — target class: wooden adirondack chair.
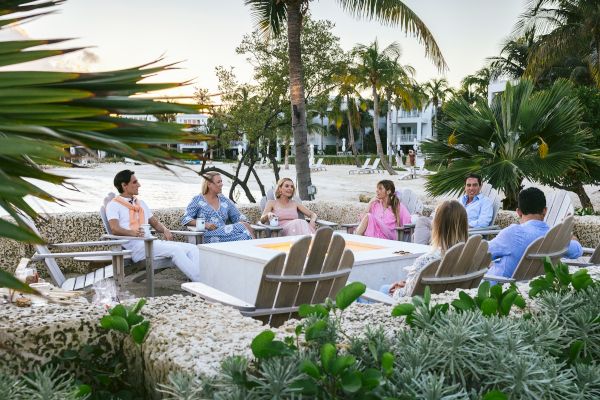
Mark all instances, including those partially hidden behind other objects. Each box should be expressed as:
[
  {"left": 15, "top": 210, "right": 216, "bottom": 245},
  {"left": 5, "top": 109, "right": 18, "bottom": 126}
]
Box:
[
  {"left": 257, "top": 188, "right": 338, "bottom": 236},
  {"left": 545, "top": 190, "right": 574, "bottom": 227},
  {"left": 348, "top": 158, "right": 372, "bottom": 174},
  {"left": 97, "top": 193, "right": 204, "bottom": 296},
  {"left": 484, "top": 216, "right": 574, "bottom": 283},
  {"left": 17, "top": 214, "right": 131, "bottom": 291},
  {"left": 182, "top": 227, "right": 354, "bottom": 327},
  {"left": 362, "top": 235, "right": 490, "bottom": 304},
  {"left": 564, "top": 243, "right": 600, "bottom": 267}
]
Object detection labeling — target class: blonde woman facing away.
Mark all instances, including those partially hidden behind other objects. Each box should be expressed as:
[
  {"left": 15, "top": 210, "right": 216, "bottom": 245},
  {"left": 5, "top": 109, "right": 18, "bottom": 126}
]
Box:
[
  {"left": 181, "top": 171, "right": 254, "bottom": 243},
  {"left": 383, "top": 200, "right": 469, "bottom": 299},
  {"left": 261, "top": 178, "right": 317, "bottom": 236}
]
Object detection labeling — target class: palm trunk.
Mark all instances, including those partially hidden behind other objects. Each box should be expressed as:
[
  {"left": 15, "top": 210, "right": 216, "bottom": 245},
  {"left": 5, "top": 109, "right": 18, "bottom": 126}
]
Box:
[
  {"left": 573, "top": 183, "right": 593, "bottom": 211},
  {"left": 346, "top": 96, "right": 360, "bottom": 167},
  {"left": 372, "top": 85, "right": 395, "bottom": 175},
  {"left": 386, "top": 91, "right": 393, "bottom": 166},
  {"left": 320, "top": 115, "right": 325, "bottom": 151},
  {"left": 287, "top": 2, "right": 312, "bottom": 199}
]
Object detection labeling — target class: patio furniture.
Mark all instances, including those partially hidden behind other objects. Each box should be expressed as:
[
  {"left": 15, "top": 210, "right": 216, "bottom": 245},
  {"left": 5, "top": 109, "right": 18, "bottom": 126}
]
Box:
[
  {"left": 310, "top": 158, "right": 326, "bottom": 172},
  {"left": 17, "top": 214, "right": 131, "bottom": 291},
  {"left": 362, "top": 234, "right": 490, "bottom": 304},
  {"left": 348, "top": 158, "right": 372, "bottom": 174},
  {"left": 545, "top": 190, "right": 574, "bottom": 227},
  {"left": 563, "top": 243, "right": 600, "bottom": 268},
  {"left": 360, "top": 158, "right": 381, "bottom": 174},
  {"left": 182, "top": 227, "right": 354, "bottom": 326},
  {"left": 484, "top": 216, "right": 574, "bottom": 284}
]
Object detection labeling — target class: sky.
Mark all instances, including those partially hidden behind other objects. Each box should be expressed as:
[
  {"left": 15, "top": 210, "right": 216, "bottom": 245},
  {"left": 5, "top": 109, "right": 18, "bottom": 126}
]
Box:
[{"left": 3, "top": 0, "right": 525, "bottom": 97}]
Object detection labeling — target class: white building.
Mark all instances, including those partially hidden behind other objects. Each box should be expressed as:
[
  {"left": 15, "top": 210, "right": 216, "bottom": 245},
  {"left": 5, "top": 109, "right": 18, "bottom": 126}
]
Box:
[{"left": 390, "top": 105, "right": 435, "bottom": 152}]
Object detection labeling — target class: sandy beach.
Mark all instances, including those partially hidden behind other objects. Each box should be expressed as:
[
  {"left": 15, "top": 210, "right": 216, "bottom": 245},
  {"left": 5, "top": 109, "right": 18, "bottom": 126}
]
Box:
[{"left": 14, "top": 161, "right": 600, "bottom": 215}]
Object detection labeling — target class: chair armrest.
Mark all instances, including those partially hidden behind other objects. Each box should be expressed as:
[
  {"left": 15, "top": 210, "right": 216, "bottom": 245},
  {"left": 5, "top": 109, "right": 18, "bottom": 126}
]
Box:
[
  {"left": 582, "top": 247, "right": 595, "bottom": 255},
  {"left": 33, "top": 249, "right": 132, "bottom": 260},
  {"left": 470, "top": 225, "right": 500, "bottom": 232},
  {"left": 102, "top": 234, "right": 156, "bottom": 242},
  {"left": 317, "top": 219, "right": 338, "bottom": 228},
  {"left": 483, "top": 274, "right": 515, "bottom": 284},
  {"left": 251, "top": 224, "right": 267, "bottom": 232},
  {"left": 172, "top": 230, "right": 204, "bottom": 237},
  {"left": 256, "top": 222, "right": 283, "bottom": 232},
  {"left": 468, "top": 228, "right": 501, "bottom": 236},
  {"left": 562, "top": 259, "right": 592, "bottom": 267},
  {"left": 360, "top": 287, "right": 396, "bottom": 305},
  {"left": 48, "top": 240, "right": 129, "bottom": 248},
  {"left": 181, "top": 282, "right": 255, "bottom": 311},
  {"left": 395, "top": 224, "right": 416, "bottom": 231}
]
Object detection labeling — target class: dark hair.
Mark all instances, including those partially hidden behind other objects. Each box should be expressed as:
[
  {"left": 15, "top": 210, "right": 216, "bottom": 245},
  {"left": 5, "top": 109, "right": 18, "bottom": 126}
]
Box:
[
  {"left": 518, "top": 187, "right": 546, "bottom": 215},
  {"left": 114, "top": 169, "right": 135, "bottom": 194},
  {"left": 377, "top": 180, "right": 401, "bottom": 225},
  {"left": 465, "top": 173, "right": 482, "bottom": 186}
]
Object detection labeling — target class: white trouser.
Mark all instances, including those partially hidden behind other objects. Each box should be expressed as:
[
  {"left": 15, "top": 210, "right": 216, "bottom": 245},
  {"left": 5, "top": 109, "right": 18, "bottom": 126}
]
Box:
[{"left": 128, "top": 240, "right": 201, "bottom": 281}]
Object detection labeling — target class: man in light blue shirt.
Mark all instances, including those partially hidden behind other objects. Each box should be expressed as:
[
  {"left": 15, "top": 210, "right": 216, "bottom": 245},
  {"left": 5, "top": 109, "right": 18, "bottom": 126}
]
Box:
[
  {"left": 487, "top": 187, "right": 582, "bottom": 279},
  {"left": 460, "top": 174, "right": 494, "bottom": 228},
  {"left": 414, "top": 173, "right": 494, "bottom": 244}
]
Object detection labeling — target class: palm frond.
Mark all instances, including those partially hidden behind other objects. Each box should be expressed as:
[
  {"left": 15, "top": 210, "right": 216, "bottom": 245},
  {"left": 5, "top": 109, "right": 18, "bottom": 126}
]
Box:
[{"left": 244, "top": 0, "right": 287, "bottom": 38}]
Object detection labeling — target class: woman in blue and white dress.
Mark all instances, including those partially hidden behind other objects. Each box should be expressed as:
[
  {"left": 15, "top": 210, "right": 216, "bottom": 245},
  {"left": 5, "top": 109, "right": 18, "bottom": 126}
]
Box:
[{"left": 182, "top": 172, "right": 254, "bottom": 243}]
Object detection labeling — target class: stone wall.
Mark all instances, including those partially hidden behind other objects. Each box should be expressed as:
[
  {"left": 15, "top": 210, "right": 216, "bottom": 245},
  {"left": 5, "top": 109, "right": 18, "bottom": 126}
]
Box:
[{"left": 2, "top": 202, "right": 600, "bottom": 277}]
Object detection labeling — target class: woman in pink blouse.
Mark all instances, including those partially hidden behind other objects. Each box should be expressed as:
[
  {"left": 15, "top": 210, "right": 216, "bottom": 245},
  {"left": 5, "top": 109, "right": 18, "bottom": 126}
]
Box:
[{"left": 356, "top": 180, "right": 411, "bottom": 240}]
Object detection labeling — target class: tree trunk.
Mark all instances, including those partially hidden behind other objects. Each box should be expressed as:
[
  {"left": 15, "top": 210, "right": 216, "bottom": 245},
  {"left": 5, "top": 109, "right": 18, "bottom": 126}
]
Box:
[
  {"left": 320, "top": 115, "right": 325, "bottom": 152},
  {"left": 386, "top": 92, "right": 393, "bottom": 166},
  {"left": 372, "top": 85, "right": 395, "bottom": 174},
  {"left": 573, "top": 183, "right": 593, "bottom": 211},
  {"left": 287, "top": 2, "right": 312, "bottom": 199},
  {"left": 346, "top": 96, "right": 360, "bottom": 167}
]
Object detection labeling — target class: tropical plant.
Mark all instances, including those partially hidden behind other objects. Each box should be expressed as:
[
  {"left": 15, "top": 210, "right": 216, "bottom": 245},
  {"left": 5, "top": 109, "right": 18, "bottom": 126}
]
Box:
[
  {"left": 244, "top": 0, "right": 447, "bottom": 198},
  {"left": 353, "top": 40, "right": 407, "bottom": 175},
  {"left": 518, "top": 0, "right": 600, "bottom": 87},
  {"left": 421, "top": 79, "right": 590, "bottom": 209},
  {"left": 456, "top": 66, "right": 492, "bottom": 104},
  {"left": 422, "top": 78, "right": 453, "bottom": 138},
  {"left": 489, "top": 26, "right": 538, "bottom": 80},
  {"left": 529, "top": 257, "right": 595, "bottom": 297},
  {"left": 1, "top": 0, "right": 209, "bottom": 244}
]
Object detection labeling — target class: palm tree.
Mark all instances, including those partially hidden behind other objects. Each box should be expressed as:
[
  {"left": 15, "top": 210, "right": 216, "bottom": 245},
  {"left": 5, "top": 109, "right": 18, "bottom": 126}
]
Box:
[
  {"left": 422, "top": 78, "right": 453, "bottom": 138},
  {"left": 488, "top": 27, "right": 538, "bottom": 80},
  {"left": 1, "top": 0, "right": 208, "bottom": 245},
  {"left": 354, "top": 40, "right": 405, "bottom": 175},
  {"left": 244, "top": 0, "right": 447, "bottom": 198},
  {"left": 421, "top": 80, "right": 590, "bottom": 209},
  {"left": 331, "top": 63, "right": 363, "bottom": 166},
  {"left": 518, "top": 0, "right": 600, "bottom": 87}
]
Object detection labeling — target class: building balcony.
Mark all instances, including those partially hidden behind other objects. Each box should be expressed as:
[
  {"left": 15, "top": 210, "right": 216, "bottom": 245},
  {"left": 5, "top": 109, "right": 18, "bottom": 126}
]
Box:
[{"left": 398, "top": 134, "right": 418, "bottom": 143}]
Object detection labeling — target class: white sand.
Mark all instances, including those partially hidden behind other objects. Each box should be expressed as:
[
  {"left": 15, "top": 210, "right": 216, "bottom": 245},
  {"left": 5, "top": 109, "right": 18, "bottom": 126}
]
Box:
[{"left": 12, "top": 162, "right": 600, "bottom": 215}]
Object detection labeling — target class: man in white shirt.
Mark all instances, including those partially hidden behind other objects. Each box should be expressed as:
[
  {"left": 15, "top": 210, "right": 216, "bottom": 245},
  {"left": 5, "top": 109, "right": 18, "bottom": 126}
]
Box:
[{"left": 105, "top": 169, "right": 201, "bottom": 281}]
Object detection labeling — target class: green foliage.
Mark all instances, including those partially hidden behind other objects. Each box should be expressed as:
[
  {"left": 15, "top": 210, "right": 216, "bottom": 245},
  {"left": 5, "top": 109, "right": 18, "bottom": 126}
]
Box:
[
  {"left": 452, "top": 281, "right": 526, "bottom": 317},
  {"left": 0, "top": 366, "right": 84, "bottom": 400},
  {"left": 529, "top": 258, "right": 595, "bottom": 298},
  {"left": 99, "top": 298, "right": 150, "bottom": 345},
  {"left": 422, "top": 79, "right": 591, "bottom": 209},
  {"left": 0, "top": 269, "right": 40, "bottom": 295},
  {"left": 392, "top": 286, "right": 449, "bottom": 328},
  {"left": 0, "top": 1, "right": 209, "bottom": 243}
]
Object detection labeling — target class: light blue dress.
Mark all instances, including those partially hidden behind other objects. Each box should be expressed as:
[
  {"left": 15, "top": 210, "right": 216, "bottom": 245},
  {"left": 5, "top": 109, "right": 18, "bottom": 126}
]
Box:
[{"left": 181, "top": 194, "right": 252, "bottom": 243}]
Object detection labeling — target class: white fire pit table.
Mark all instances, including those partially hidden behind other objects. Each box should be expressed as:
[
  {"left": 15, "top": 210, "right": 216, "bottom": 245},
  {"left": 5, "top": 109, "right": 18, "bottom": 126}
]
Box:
[{"left": 196, "top": 233, "right": 431, "bottom": 304}]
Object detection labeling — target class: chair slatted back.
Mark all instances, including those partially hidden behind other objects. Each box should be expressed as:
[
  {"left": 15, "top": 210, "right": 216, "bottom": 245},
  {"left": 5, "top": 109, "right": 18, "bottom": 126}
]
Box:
[
  {"left": 545, "top": 190, "right": 573, "bottom": 227},
  {"left": 310, "top": 234, "right": 347, "bottom": 303},
  {"left": 396, "top": 189, "right": 423, "bottom": 215},
  {"left": 18, "top": 214, "right": 66, "bottom": 287},
  {"left": 435, "top": 236, "right": 482, "bottom": 293},
  {"left": 512, "top": 220, "right": 568, "bottom": 281},
  {"left": 408, "top": 242, "right": 464, "bottom": 296},
  {"left": 100, "top": 192, "right": 116, "bottom": 235},
  {"left": 253, "top": 251, "right": 293, "bottom": 325},
  {"left": 294, "top": 227, "right": 334, "bottom": 306},
  {"left": 589, "top": 242, "right": 600, "bottom": 265},
  {"left": 481, "top": 184, "right": 502, "bottom": 226},
  {"left": 369, "top": 158, "right": 380, "bottom": 170}
]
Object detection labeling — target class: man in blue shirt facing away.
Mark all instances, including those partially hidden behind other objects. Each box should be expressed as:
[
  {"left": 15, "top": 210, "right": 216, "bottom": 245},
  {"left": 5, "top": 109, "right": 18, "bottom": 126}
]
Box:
[
  {"left": 487, "top": 187, "right": 582, "bottom": 279},
  {"left": 414, "top": 173, "right": 494, "bottom": 244}
]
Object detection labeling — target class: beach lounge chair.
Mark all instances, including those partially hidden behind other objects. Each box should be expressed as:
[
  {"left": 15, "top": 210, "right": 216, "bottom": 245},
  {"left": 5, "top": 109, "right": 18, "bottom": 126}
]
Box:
[
  {"left": 349, "top": 158, "right": 371, "bottom": 174},
  {"left": 360, "top": 158, "right": 381, "bottom": 174},
  {"left": 257, "top": 188, "right": 338, "bottom": 236},
  {"left": 17, "top": 214, "right": 131, "bottom": 291},
  {"left": 310, "top": 158, "right": 326, "bottom": 172},
  {"left": 483, "top": 216, "right": 574, "bottom": 284},
  {"left": 182, "top": 227, "right": 353, "bottom": 326},
  {"left": 362, "top": 235, "right": 490, "bottom": 304},
  {"left": 96, "top": 193, "right": 204, "bottom": 296}
]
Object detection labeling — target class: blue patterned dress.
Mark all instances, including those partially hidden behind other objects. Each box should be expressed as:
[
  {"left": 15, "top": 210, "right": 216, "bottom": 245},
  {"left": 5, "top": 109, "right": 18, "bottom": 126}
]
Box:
[{"left": 181, "top": 194, "right": 252, "bottom": 243}]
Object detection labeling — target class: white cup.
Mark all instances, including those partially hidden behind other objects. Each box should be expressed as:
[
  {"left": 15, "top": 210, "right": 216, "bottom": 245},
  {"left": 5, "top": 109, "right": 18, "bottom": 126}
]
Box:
[
  {"left": 196, "top": 218, "right": 206, "bottom": 231},
  {"left": 269, "top": 215, "right": 279, "bottom": 227},
  {"left": 140, "top": 224, "right": 152, "bottom": 237}
]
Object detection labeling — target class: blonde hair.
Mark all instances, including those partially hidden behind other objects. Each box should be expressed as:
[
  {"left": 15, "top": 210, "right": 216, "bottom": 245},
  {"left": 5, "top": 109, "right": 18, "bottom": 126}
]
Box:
[
  {"left": 275, "top": 178, "right": 295, "bottom": 199},
  {"left": 201, "top": 171, "right": 221, "bottom": 195},
  {"left": 431, "top": 200, "right": 468, "bottom": 254}
]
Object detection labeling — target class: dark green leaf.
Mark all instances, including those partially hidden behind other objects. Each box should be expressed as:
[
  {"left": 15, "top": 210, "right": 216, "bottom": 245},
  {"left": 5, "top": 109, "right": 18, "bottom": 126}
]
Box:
[
  {"left": 391, "top": 303, "right": 415, "bottom": 317},
  {"left": 320, "top": 343, "right": 336, "bottom": 373},
  {"left": 480, "top": 298, "right": 498, "bottom": 316},
  {"left": 423, "top": 286, "right": 431, "bottom": 305},
  {"left": 109, "top": 304, "right": 127, "bottom": 319},
  {"left": 569, "top": 340, "right": 585, "bottom": 363},
  {"left": 336, "top": 282, "right": 366, "bottom": 310},
  {"left": 483, "top": 390, "right": 508, "bottom": 400},
  {"left": 341, "top": 370, "right": 362, "bottom": 393},
  {"left": 499, "top": 291, "right": 517, "bottom": 316},
  {"left": 381, "top": 352, "right": 394, "bottom": 376},
  {"left": 305, "top": 320, "right": 329, "bottom": 341},
  {"left": 490, "top": 283, "right": 502, "bottom": 300},
  {"left": 131, "top": 320, "right": 150, "bottom": 345},
  {"left": 477, "top": 281, "right": 490, "bottom": 300},
  {"left": 299, "top": 360, "right": 321, "bottom": 379},
  {"left": 332, "top": 355, "right": 355, "bottom": 374},
  {"left": 131, "top": 298, "right": 146, "bottom": 314},
  {"left": 99, "top": 315, "right": 129, "bottom": 333}
]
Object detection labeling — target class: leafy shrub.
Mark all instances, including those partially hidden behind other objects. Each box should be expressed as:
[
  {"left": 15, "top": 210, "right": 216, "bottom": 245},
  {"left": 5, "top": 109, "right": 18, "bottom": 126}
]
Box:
[{"left": 529, "top": 258, "right": 595, "bottom": 297}]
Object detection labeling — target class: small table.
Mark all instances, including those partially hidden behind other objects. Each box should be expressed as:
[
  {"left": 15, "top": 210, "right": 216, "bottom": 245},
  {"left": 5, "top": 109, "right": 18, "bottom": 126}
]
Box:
[{"left": 197, "top": 233, "right": 431, "bottom": 304}]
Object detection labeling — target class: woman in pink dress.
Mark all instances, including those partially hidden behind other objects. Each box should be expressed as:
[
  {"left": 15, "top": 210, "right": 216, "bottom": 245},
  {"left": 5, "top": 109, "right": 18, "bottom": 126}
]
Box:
[
  {"left": 356, "top": 180, "right": 411, "bottom": 240},
  {"left": 260, "top": 178, "right": 317, "bottom": 236}
]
